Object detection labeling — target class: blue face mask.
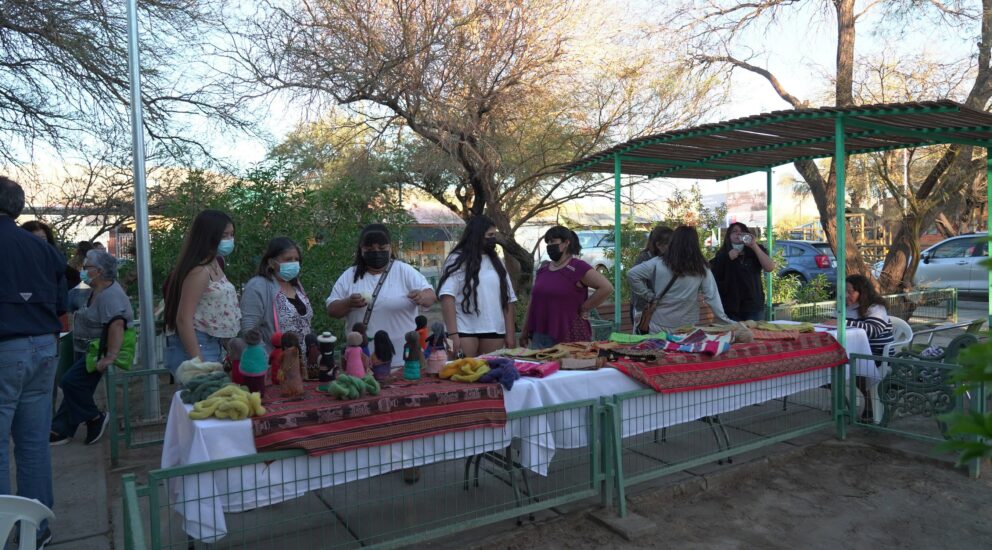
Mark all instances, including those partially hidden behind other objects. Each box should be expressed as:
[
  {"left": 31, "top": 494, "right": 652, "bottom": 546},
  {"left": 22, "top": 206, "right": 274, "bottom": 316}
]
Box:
[
  {"left": 80, "top": 268, "right": 92, "bottom": 285},
  {"left": 217, "top": 238, "right": 235, "bottom": 257},
  {"left": 278, "top": 261, "right": 300, "bottom": 281}
]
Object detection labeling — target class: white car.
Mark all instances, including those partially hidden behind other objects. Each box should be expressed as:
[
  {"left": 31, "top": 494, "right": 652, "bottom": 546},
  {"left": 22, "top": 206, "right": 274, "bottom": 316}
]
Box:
[{"left": 874, "top": 233, "right": 989, "bottom": 293}]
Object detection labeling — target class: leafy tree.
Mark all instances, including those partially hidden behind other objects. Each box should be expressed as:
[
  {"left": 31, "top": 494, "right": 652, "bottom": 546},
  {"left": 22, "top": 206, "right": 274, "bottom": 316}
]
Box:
[
  {"left": 222, "top": 0, "right": 720, "bottom": 288},
  {"left": 677, "top": 0, "right": 992, "bottom": 293}
]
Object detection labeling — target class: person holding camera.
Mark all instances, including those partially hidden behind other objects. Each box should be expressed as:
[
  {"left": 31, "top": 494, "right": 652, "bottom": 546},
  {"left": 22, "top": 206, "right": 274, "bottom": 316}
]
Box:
[{"left": 710, "top": 222, "right": 775, "bottom": 322}]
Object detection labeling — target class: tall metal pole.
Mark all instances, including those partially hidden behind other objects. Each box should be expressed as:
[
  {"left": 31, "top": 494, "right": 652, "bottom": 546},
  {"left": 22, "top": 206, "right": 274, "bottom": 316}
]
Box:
[
  {"left": 766, "top": 168, "right": 774, "bottom": 320},
  {"left": 987, "top": 148, "right": 991, "bottom": 326},
  {"left": 126, "top": 0, "right": 160, "bottom": 416},
  {"left": 613, "top": 154, "right": 622, "bottom": 329},
  {"left": 834, "top": 116, "right": 848, "bottom": 440}
]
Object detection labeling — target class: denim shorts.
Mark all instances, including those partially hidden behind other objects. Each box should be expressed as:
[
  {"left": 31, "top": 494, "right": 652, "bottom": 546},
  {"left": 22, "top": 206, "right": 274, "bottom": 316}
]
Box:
[{"left": 164, "top": 330, "right": 223, "bottom": 373}]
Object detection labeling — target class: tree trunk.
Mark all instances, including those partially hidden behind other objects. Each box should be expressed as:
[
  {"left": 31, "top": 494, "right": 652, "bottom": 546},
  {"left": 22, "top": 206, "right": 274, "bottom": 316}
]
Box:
[{"left": 835, "top": 0, "right": 856, "bottom": 107}]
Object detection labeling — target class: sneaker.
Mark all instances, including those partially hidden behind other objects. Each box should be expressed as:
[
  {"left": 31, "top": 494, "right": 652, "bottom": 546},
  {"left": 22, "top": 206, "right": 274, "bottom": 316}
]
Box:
[
  {"left": 49, "top": 432, "right": 70, "bottom": 446},
  {"left": 84, "top": 412, "right": 109, "bottom": 445}
]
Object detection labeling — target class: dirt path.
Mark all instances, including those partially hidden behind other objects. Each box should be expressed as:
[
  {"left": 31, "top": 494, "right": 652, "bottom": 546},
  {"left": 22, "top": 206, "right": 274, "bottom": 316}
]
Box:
[{"left": 479, "top": 442, "right": 992, "bottom": 550}]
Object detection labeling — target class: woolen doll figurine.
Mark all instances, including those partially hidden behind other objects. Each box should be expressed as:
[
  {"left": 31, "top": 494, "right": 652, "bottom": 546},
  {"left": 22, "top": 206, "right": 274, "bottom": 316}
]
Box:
[
  {"left": 224, "top": 337, "right": 247, "bottom": 384},
  {"left": 269, "top": 331, "right": 284, "bottom": 385},
  {"left": 239, "top": 329, "right": 269, "bottom": 397},
  {"left": 424, "top": 322, "right": 449, "bottom": 375},
  {"left": 369, "top": 330, "right": 395, "bottom": 382},
  {"left": 403, "top": 331, "right": 425, "bottom": 380},
  {"left": 304, "top": 332, "right": 320, "bottom": 380},
  {"left": 343, "top": 331, "right": 370, "bottom": 378},
  {"left": 280, "top": 331, "right": 305, "bottom": 397}
]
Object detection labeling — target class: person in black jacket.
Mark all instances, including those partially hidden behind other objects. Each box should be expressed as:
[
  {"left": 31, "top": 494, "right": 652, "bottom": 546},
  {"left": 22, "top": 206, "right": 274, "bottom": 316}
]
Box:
[
  {"left": 0, "top": 176, "right": 66, "bottom": 547},
  {"left": 710, "top": 223, "right": 775, "bottom": 322}
]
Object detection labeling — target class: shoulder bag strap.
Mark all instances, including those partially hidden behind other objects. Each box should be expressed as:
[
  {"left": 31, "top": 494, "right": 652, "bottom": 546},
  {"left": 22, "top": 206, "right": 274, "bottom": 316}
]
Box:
[
  {"left": 653, "top": 272, "right": 679, "bottom": 303},
  {"left": 363, "top": 259, "right": 394, "bottom": 326}
]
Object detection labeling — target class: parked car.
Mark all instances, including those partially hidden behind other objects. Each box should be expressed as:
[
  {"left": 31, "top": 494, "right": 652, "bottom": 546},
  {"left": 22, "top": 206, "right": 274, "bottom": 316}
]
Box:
[
  {"left": 771, "top": 240, "right": 837, "bottom": 286},
  {"left": 912, "top": 233, "right": 988, "bottom": 293},
  {"left": 577, "top": 229, "right": 646, "bottom": 274}
]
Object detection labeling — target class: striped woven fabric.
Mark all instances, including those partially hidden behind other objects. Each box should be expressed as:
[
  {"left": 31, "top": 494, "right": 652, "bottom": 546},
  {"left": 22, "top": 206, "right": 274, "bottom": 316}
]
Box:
[
  {"left": 252, "top": 378, "right": 507, "bottom": 455},
  {"left": 609, "top": 332, "right": 847, "bottom": 393}
]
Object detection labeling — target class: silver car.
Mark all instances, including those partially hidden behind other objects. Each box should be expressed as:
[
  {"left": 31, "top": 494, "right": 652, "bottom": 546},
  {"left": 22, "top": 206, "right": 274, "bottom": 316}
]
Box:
[{"left": 915, "top": 233, "right": 989, "bottom": 293}]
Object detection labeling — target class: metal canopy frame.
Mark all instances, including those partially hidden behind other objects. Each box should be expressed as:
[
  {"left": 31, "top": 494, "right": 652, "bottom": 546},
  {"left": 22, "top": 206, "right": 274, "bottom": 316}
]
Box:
[{"left": 568, "top": 100, "right": 992, "bottom": 355}]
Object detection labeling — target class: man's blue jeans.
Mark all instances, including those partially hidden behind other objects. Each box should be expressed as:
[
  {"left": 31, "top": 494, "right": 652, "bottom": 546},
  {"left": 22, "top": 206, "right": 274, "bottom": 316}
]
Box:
[
  {"left": 0, "top": 334, "right": 57, "bottom": 529},
  {"left": 51, "top": 354, "right": 103, "bottom": 438}
]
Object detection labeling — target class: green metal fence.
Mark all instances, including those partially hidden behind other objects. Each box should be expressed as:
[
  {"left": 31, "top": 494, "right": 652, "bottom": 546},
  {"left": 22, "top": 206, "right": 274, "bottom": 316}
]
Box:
[
  {"left": 778, "top": 288, "right": 957, "bottom": 325},
  {"left": 107, "top": 366, "right": 173, "bottom": 466},
  {"left": 602, "top": 364, "right": 842, "bottom": 516},
  {"left": 849, "top": 353, "right": 985, "bottom": 478},
  {"left": 122, "top": 399, "right": 604, "bottom": 549}
]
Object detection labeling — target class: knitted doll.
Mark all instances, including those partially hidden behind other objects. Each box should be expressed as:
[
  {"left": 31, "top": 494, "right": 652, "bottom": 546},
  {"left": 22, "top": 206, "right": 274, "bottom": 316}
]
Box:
[
  {"left": 224, "top": 337, "right": 247, "bottom": 385},
  {"left": 304, "top": 333, "right": 320, "bottom": 380},
  {"left": 280, "top": 331, "right": 305, "bottom": 397},
  {"left": 268, "top": 331, "right": 284, "bottom": 385},
  {"left": 415, "top": 315, "right": 429, "bottom": 350},
  {"left": 351, "top": 322, "right": 370, "bottom": 357},
  {"left": 238, "top": 329, "right": 269, "bottom": 397},
  {"left": 403, "top": 331, "right": 426, "bottom": 380},
  {"left": 369, "top": 330, "right": 395, "bottom": 382},
  {"left": 343, "top": 331, "right": 370, "bottom": 378},
  {"left": 424, "top": 322, "right": 450, "bottom": 375},
  {"left": 316, "top": 331, "right": 338, "bottom": 383}
]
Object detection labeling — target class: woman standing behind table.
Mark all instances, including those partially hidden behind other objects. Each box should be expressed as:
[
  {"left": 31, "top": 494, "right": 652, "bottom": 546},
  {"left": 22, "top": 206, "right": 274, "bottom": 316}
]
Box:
[
  {"left": 520, "top": 226, "right": 613, "bottom": 349},
  {"left": 627, "top": 225, "right": 731, "bottom": 332},
  {"left": 710, "top": 222, "right": 775, "bottom": 322},
  {"left": 163, "top": 210, "right": 241, "bottom": 373},
  {"left": 438, "top": 215, "right": 517, "bottom": 357},
  {"left": 50, "top": 250, "right": 133, "bottom": 445},
  {"left": 241, "top": 237, "right": 314, "bottom": 356},
  {"left": 630, "top": 224, "right": 674, "bottom": 327},
  {"left": 325, "top": 224, "right": 436, "bottom": 369}
]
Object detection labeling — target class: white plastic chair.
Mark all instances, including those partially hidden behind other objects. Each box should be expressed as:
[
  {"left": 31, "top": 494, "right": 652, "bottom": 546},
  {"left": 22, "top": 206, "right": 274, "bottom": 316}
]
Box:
[
  {"left": 869, "top": 317, "right": 914, "bottom": 424},
  {"left": 0, "top": 496, "right": 54, "bottom": 550}
]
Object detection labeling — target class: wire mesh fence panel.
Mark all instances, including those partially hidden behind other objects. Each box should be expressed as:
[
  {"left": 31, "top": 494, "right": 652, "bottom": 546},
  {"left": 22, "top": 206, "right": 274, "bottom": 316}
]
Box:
[
  {"left": 608, "top": 368, "right": 836, "bottom": 493},
  {"left": 108, "top": 368, "right": 174, "bottom": 465},
  {"left": 130, "top": 400, "right": 602, "bottom": 549},
  {"left": 776, "top": 289, "right": 956, "bottom": 325}
]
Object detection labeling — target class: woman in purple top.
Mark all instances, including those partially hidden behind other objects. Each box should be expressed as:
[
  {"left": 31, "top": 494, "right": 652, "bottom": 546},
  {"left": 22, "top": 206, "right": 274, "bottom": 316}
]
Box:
[{"left": 520, "top": 226, "right": 613, "bottom": 349}]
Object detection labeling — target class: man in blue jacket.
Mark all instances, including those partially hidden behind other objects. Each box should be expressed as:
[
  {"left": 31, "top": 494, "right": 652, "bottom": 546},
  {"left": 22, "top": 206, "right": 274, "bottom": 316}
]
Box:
[{"left": 0, "top": 175, "right": 66, "bottom": 548}]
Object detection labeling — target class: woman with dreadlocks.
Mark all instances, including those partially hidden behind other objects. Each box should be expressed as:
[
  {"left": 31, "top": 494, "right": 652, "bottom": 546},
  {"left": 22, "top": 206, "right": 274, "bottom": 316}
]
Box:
[{"left": 438, "top": 215, "right": 518, "bottom": 357}]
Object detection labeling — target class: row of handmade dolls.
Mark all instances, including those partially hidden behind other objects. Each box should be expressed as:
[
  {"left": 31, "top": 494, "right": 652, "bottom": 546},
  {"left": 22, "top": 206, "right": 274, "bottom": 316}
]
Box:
[{"left": 220, "top": 318, "right": 454, "bottom": 399}]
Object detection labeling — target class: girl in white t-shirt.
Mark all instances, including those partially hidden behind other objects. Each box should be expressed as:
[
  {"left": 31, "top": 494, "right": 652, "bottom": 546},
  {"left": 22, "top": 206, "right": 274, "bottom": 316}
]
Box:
[
  {"left": 325, "top": 224, "right": 436, "bottom": 368},
  {"left": 437, "top": 215, "right": 517, "bottom": 357}
]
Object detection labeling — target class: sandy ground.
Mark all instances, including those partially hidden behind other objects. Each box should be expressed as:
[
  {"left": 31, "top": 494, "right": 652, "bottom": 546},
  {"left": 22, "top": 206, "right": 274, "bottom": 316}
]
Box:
[{"left": 477, "top": 441, "right": 992, "bottom": 550}]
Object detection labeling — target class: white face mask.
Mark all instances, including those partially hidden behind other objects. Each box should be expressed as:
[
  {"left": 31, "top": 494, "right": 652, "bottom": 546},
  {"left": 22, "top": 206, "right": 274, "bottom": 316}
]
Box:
[{"left": 732, "top": 243, "right": 744, "bottom": 252}]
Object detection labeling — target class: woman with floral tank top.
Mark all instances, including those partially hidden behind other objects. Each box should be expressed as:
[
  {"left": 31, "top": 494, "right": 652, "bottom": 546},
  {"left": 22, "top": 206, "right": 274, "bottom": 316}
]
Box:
[
  {"left": 163, "top": 210, "right": 241, "bottom": 373},
  {"left": 240, "top": 237, "right": 314, "bottom": 357}
]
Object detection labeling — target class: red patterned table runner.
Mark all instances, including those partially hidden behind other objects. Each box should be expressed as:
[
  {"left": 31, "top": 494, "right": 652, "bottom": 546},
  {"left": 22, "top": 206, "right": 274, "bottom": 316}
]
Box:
[
  {"left": 609, "top": 331, "right": 847, "bottom": 393},
  {"left": 252, "top": 378, "right": 506, "bottom": 455}
]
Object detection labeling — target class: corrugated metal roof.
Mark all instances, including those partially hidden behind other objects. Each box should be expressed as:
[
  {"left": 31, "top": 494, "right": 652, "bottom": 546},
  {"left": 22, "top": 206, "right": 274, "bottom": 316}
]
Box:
[{"left": 567, "top": 100, "right": 992, "bottom": 180}]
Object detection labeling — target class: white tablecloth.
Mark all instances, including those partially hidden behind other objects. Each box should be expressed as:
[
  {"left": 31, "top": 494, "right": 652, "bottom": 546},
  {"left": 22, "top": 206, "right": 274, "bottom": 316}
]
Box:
[{"left": 162, "top": 327, "right": 867, "bottom": 541}]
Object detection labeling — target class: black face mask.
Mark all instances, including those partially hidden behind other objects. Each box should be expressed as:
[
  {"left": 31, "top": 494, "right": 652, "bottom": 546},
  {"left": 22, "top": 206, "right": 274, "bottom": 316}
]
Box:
[
  {"left": 483, "top": 237, "right": 497, "bottom": 252},
  {"left": 363, "top": 250, "right": 390, "bottom": 270},
  {"left": 546, "top": 243, "right": 564, "bottom": 262}
]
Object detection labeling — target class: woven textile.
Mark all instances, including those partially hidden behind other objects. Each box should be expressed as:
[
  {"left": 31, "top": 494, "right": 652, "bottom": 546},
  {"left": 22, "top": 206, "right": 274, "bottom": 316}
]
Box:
[
  {"left": 252, "top": 378, "right": 506, "bottom": 455},
  {"left": 609, "top": 332, "right": 847, "bottom": 393}
]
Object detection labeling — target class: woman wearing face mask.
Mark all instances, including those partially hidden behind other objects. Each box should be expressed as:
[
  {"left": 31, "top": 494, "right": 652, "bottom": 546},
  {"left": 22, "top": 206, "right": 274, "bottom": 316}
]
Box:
[
  {"left": 628, "top": 225, "right": 732, "bottom": 332},
  {"left": 520, "top": 226, "right": 613, "bottom": 349},
  {"left": 241, "top": 237, "right": 313, "bottom": 355},
  {"left": 709, "top": 222, "right": 775, "bottom": 322},
  {"left": 325, "top": 224, "right": 436, "bottom": 369},
  {"left": 163, "top": 210, "right": 240, "bottom": 373},
  {"left": 438, "top": 215, "right": 517, "bottom": 357}
]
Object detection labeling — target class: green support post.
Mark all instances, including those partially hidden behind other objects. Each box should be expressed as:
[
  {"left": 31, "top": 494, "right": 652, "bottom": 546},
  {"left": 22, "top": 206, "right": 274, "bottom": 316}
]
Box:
[
  {"left": 766, "top": 168, "right": 774, "bottom": 320},
  {"left": 834, "top": 116, "right": 848, "bottom": 440},
  {"left": 987, "top": 149, "right": 991, "bottom": 327},
  {"left": 613, "top": 154, "right": 622, "bottom": 330}
]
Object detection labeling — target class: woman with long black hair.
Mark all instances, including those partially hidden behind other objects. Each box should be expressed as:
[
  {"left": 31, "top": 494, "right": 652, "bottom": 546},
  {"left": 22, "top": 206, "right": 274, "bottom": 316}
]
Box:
[
  {"left": 163, "top": 210, "right": 240, "bottom": 373},
  {"left": 437, "top": 215, "right": 517, "bottom": 357},
  {"left": 627, "top": 225, "right": 730, "bottom": 332}
]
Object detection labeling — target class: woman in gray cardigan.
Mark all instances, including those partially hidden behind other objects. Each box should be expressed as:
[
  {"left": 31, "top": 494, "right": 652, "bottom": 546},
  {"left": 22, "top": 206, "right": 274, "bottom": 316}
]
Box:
[{"left": 240, "top": 237, "right": 314, "bottom": 354}]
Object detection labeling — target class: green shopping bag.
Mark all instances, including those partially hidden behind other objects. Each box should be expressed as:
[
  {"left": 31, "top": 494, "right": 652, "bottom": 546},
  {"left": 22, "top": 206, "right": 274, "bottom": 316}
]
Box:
[{"left": 86, "top": 316, "right": 137, "bottom": 373}]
